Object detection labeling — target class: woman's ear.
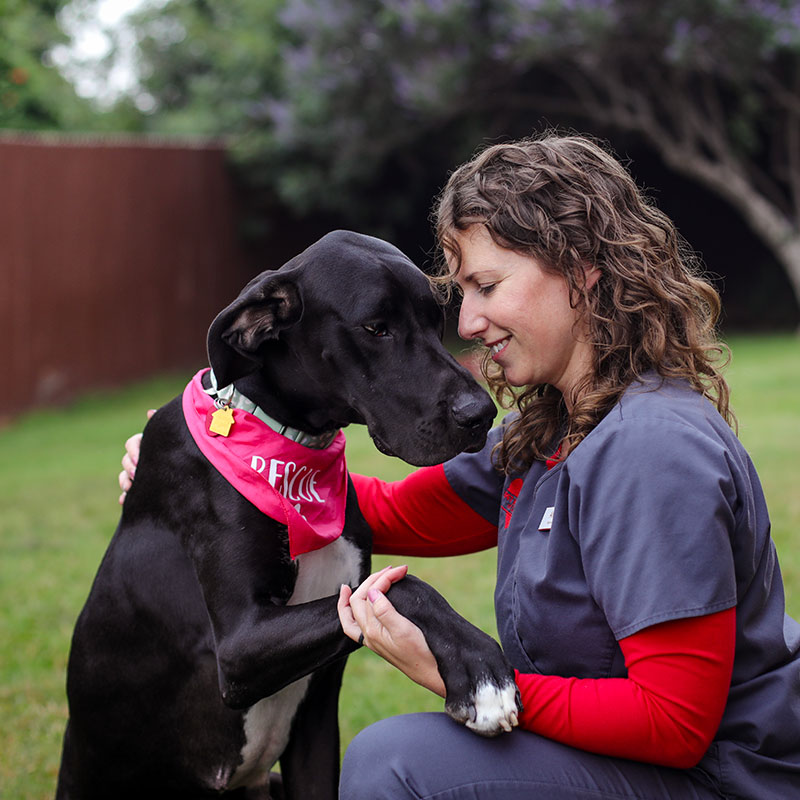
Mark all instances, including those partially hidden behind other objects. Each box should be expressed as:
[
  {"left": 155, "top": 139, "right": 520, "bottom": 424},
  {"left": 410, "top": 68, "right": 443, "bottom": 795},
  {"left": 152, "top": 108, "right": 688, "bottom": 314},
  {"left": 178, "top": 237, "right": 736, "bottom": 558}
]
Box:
[{"left": 584, "top": 264, "right": 601, "bottom": 291}]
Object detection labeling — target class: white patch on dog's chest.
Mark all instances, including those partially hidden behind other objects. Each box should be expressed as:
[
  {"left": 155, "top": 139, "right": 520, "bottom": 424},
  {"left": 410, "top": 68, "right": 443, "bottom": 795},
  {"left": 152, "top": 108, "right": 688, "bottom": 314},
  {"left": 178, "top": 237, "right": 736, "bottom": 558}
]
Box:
[
  {"left": 229, "top": 535, "right": 362, "bottom": 789},
  {"left": 288, "top": 532, "right": 363, "bottom": 605}
]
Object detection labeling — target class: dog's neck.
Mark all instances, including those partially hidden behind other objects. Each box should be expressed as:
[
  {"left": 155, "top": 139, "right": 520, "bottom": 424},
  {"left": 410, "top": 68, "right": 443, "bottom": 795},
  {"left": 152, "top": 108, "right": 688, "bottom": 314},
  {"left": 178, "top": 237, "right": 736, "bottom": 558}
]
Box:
[{"left": 203, "top": 370, "right": 339, "bottom": 449}]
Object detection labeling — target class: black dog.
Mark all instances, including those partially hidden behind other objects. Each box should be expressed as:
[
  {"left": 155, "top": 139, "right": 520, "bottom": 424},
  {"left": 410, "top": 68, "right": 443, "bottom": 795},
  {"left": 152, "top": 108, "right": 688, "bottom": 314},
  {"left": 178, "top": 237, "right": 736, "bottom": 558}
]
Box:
[{"left": 56, "top": 231, "right": 521, "bottom": 800}]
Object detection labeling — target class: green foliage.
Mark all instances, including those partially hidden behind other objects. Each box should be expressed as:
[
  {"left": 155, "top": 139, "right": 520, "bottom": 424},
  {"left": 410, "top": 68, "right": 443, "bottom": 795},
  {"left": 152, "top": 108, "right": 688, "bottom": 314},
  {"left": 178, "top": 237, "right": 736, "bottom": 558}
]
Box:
[
  {"left": 0, "top": 0, "right": 100, "bottom": 130},
  {"left": 1, "top": 335, "right": 798, "bottom": 798},
  {"left": 126, "top": 0, "right": 286, "bottom": 135}
]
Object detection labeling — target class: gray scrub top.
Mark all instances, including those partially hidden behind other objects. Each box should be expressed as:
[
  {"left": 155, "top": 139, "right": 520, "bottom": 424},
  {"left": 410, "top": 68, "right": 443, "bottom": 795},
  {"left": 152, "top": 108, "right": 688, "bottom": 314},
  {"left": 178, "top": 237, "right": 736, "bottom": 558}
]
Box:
[{"left": 444, "top": 375, "right": 800, "bottom": 799}]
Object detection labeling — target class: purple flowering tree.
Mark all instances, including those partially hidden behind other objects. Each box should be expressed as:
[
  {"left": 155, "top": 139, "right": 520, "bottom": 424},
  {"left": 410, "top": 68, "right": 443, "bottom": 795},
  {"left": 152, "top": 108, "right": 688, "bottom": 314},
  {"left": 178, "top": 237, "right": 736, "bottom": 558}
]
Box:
[{"left": 87, "top": 0, "right": 800, "bottom": 313}]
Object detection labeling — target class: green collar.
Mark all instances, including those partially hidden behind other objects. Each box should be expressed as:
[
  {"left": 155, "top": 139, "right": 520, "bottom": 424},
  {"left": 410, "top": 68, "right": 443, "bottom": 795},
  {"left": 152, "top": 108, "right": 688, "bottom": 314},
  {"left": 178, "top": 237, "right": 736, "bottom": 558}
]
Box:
[{"left": 204, "top": 370, "right": 339, "bottom": 449}]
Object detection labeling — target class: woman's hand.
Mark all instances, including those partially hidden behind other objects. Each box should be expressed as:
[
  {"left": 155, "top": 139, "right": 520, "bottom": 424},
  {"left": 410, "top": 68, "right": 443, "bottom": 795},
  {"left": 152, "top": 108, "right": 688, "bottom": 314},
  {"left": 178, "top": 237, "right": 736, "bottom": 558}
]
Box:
[
  {"left": 118, "top": 410, "right": 155, "bottom": 504},
  {"left": 338, "top": 566, "right": 446, "bottom": 698}
]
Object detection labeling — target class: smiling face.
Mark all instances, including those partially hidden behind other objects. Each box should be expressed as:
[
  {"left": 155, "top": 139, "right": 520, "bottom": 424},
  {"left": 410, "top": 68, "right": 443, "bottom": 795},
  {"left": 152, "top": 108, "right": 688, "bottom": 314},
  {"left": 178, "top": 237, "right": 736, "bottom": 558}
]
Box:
[{"left": 450, "top": 225, "right": 597, "bottom": 407}]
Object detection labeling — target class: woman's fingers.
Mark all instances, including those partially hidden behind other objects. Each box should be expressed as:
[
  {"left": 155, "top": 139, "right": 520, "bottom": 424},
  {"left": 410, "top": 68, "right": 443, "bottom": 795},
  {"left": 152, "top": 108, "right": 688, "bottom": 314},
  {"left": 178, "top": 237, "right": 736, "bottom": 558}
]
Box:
[
  {"left": 118, "top": 438, "right": 142, "bottom": 504},
  {"left": 350, "top": 585, "right": 446, "bottom": 696},
  {"left": 124, "top": 433, "right": 144, "bottom": 471},
  {"left": 360, "top": 586, "right": 400, "bottom": 639},
  {"left": 337, "top": 583, "right": 363, "bottom": 643},
  {"left": 349, "top": 565, "right": 408, "bottom": 605},
  {"left": 117, "top": 411, "right": 152, "bottom": 504},
  {"left": 339, "top": 565, "right": 409, "bottom": 644}
]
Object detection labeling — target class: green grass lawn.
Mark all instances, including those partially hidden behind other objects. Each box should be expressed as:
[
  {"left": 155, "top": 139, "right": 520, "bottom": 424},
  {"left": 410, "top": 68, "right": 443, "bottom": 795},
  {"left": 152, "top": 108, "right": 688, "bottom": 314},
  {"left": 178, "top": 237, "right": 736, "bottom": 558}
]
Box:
[{"left": 1, "top": 334, "right": 797, "bottom": 799}]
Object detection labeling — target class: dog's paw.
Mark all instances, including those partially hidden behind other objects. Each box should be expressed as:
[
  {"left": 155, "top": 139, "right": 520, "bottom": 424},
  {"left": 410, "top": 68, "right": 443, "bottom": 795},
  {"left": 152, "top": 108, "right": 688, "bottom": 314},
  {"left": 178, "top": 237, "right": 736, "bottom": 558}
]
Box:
[{"left": 447, "top": 678, "right": 522, "bottom": 737}]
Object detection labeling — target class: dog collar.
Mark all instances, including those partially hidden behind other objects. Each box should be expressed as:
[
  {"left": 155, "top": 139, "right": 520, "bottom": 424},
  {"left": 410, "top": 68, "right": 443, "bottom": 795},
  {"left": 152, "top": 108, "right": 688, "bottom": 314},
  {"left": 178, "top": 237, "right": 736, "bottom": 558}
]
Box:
[{"left": 204, "top": 369, "right": 338, "bottom": 450}]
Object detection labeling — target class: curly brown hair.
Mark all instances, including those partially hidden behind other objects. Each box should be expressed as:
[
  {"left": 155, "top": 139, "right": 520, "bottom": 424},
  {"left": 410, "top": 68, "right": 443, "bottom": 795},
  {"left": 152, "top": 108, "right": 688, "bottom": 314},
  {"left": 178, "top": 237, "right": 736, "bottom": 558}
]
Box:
[{"left": 433, "top": 133, "right": 733, "bottom": 474}]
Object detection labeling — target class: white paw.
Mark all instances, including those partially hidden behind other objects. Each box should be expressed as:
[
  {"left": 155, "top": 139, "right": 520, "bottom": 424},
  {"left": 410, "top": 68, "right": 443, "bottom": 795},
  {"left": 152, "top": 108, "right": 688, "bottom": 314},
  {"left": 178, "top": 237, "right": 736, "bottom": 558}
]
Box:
[{"left": 462, "top": 680, "right": 520, "bottom": 737}]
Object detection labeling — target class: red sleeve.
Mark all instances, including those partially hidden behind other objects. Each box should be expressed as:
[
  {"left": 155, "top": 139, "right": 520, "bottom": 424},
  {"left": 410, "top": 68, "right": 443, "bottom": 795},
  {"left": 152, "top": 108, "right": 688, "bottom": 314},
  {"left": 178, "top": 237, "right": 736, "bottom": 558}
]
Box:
[
  {"left": 514, "top": 607, "right": 736, "bottom": 769},
  {"left": 351, "top": 465, "right": 498, "bottom": 557}
]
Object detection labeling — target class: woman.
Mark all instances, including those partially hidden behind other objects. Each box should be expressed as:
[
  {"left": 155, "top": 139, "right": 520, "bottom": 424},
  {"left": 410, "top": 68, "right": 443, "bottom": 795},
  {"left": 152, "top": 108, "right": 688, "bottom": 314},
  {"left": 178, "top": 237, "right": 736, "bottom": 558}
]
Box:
[
  {"left": 122, "top": 135, "right": 799, "bottom": 798},
  {"left": 333, "top": 135, "right": 800, "bottom": 799}
]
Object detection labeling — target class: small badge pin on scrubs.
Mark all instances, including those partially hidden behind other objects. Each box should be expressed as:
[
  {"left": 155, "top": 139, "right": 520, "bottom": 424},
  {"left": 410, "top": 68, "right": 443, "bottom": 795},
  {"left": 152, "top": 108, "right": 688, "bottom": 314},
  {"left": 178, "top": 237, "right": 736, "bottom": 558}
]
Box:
[
  {"left": 209, "top": 405, "right": 235, "bottom": 437},
  {"left": 539, "top": 506, "right": 555, "bottom": 531}
]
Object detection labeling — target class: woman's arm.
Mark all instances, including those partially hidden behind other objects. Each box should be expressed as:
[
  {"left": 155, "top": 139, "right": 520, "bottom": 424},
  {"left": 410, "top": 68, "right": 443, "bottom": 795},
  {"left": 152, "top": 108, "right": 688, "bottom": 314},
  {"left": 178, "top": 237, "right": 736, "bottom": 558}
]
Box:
[
  {"left": 514, "top": 608, "right": 736, "bottom": 768},
  {"left": 351, "top": 466, "right": 498, "bottom": 557},
  {"left": 339, "top": 582, "right": 735, "bottom": 765}
]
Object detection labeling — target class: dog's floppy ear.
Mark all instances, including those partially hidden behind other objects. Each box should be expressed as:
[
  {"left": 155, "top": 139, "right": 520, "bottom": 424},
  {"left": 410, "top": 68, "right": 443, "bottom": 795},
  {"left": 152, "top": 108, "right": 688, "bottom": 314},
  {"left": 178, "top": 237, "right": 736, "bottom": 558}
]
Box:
[{"left": 207, "top": 273, "right": 302, "bottom": 387}]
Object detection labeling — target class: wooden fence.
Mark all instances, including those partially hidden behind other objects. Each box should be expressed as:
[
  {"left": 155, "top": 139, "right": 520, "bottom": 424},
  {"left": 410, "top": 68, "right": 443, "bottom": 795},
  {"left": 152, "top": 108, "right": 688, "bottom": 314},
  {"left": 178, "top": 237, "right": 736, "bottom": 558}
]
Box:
[{"left": 0, "top": 133, "right": 254, "bottom": 420}]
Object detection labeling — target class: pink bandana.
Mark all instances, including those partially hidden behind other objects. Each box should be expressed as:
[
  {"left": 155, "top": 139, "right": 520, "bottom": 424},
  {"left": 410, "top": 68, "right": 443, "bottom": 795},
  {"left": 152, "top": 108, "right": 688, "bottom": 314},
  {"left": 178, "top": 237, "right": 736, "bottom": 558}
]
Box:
[{"left": 182, "top": 369, "right": 347, "bottom": 559}]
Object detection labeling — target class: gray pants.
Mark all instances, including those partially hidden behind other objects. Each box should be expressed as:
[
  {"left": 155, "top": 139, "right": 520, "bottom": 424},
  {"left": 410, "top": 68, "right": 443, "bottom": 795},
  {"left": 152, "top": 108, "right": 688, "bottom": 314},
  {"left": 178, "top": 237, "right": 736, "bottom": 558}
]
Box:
[{"left": 339, "top": 713, "right": 723, "bottom": 799}]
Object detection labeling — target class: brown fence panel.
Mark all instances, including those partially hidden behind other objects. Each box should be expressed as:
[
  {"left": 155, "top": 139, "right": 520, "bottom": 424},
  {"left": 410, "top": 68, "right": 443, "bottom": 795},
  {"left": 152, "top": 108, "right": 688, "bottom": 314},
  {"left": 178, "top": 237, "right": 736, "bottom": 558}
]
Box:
[{"left": 0, "top": 134, "right": 254, "bottom": 420}]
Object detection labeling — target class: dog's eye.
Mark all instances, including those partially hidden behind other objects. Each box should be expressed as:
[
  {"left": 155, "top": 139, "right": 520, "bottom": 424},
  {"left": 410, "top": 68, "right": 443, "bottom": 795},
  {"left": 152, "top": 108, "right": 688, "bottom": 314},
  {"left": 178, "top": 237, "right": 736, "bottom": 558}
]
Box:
[{"left": 363, "top": 323, "right": 389, "bottom": 337}]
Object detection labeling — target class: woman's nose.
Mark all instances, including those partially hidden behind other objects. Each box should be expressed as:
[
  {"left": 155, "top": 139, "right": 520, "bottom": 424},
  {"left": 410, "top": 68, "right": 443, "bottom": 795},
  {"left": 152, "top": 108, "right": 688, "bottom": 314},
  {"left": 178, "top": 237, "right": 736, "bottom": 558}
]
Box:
[{"left": 457, "top": 294, "right": 486, "bottom": 341}]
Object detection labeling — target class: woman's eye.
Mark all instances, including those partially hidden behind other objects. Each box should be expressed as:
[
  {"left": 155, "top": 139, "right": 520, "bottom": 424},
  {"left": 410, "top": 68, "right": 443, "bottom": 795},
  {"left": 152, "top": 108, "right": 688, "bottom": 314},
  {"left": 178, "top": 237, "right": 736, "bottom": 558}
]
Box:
[
  {"left": 478, "top": 284, "right": 496, "bottom": 296},
  {"left": 363, "top": 323, "right": 389, "bottom": 337}
]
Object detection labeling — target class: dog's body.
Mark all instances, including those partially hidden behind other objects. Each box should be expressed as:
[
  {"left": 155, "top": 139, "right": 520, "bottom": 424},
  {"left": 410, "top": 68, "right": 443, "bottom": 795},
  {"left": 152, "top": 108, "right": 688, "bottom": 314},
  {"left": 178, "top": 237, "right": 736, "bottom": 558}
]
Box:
[{"left": 56, "top": 231, "right": 520, "bottom": 800}]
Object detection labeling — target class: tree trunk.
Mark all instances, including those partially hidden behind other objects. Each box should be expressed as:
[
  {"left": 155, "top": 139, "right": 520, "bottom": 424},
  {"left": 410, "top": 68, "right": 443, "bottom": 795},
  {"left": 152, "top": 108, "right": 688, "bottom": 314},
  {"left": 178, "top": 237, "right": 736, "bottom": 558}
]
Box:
[
  {"left": 773, "top": 236, "right": 800, "bottom": 332},
  {"left": 643, "top": 140, "right": 800, "bottom": 330},
  {"left": 544, "top": 59, "right": 800, "bottom": 329}
]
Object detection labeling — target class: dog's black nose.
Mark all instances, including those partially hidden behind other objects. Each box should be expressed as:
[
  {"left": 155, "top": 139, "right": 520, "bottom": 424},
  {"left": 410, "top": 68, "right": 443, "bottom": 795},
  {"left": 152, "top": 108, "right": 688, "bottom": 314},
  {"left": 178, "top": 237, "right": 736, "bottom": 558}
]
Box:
[{"left": 451, "top": 392, "right": 494, "bottom": 429}]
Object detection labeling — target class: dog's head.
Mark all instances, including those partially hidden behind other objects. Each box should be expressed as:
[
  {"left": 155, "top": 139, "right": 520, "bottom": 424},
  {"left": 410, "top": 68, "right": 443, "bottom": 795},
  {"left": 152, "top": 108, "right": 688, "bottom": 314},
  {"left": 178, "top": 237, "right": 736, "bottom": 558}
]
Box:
[{"left": 207, "top": 230, "right": 495, "bottom": 466}]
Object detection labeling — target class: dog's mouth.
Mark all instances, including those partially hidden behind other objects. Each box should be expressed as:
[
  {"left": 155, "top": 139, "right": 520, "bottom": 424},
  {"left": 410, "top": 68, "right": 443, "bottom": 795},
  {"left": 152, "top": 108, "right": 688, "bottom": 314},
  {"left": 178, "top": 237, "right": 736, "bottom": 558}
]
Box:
[{"left": 370, "top": 432, "right": 398, "bottom": 458}]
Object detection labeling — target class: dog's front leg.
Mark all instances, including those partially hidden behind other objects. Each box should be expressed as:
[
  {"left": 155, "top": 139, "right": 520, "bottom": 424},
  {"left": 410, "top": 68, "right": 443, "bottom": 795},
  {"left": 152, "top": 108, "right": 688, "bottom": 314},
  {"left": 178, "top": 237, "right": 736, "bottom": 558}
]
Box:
[
  {"left": 175, "top": 473, "right": 369, "bottom": 710},
  {"left": 386, "top": 575, "right": 522, "bottom": 737},
  {"left": 206, "top": 593, "right": 358, "bottom": 709}
]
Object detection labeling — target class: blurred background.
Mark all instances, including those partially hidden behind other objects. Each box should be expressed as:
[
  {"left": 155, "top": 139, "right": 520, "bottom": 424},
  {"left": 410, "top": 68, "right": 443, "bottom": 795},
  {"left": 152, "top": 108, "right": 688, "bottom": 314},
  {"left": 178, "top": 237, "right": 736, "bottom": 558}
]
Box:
[
  {"left": 2, "top": 0, "right": 800, "bottom": 415},
  {"left": 1, "top": 1, "right": 799, "bottom": 797}
]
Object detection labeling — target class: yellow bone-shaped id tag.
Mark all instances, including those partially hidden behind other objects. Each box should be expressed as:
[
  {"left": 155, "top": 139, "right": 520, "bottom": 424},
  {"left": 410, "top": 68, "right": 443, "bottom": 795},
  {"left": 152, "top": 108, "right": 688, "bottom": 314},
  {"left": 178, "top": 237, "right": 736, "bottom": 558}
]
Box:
[{"left": 209, "top": 406, "right": 235, "bottom": 437}]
